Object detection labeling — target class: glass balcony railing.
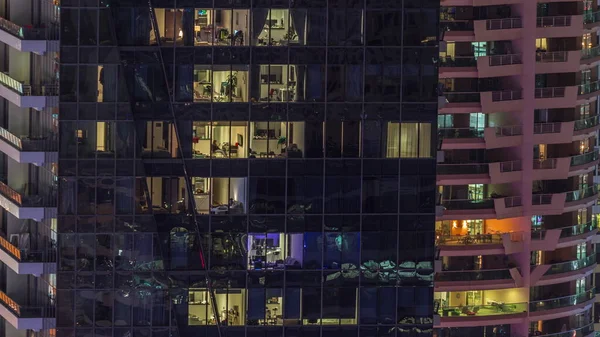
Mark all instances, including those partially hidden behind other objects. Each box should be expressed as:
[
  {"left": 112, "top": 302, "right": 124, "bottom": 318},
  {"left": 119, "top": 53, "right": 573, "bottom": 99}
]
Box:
[
  {"left": 0, "top": 291, "right": 54, "bottom": 318},
  {"left": 443, "top": 92, "right": 481, "bottom": 103},
  {"left": 0, "top": 126, "right": 56, "bottom": 152},
  {"left": 491, "top": 90, "right": 522, "bottom": 101},
  {"left": 565, "top": 186, "right": 598, "bottom": 202},
  {"left": 440, "top": 199, "right": 495, "bottom": 210},
  {"left": 499, "top": 160, "right": 522, "bottom": 172},
  {"left": 584, "top": 11, "right": 600, "bottom": 24},
  {"left": 570, "top": 150, "right": 598, "bottom": 166},
  {"left": 535, "top": 87, "right": 566, "bottom": 99},
  {"left": 581, "top": 46, "right": 600, "bottom": 59},
  {"left": 489, "top": 54, "right": 522, "bottom": 66},
  {"left": 495, "top": 125, "right": 523, "bottom": 136},
  {"left": 534, "top": 122, "right": 562, "bottom": 134},
  {"left": 537, "top": 15, "right": 572, "bottom": 27},
  {"left": 530, "top": 288, "right": 595, "bottom": 312},
  {"left": 0, "top": 72, "right": 58, "bottom": 96},
  {"left": 579, "top": 81, "right": 600, "bottom": 95},
  {"left": 535, "top": 322, "right": 594, "bottom": 337},
  {"left": 440, "top": 302, "right": 527, "bottom": 317},
  {"left": 437, "top": 163, "right": 489, "bottom": 175},
  {"left": 436, "top": 233, "right": 504, "bottom": 246},
  {"left": 532, "top": 194, "right": 553, "bottom": 205},
  {"left": 0, "top": 181, "right": 56, "bottom": 207},
  {"left": 0, "top": 17, "right": 58, "bottom": 40},
  {"left": 533, "top": 158, "right": 557, "bottom": 170},
  {"left": 486, "top": 18, "right": 522, "bottom": 30},
  {"left": 438, "top": 127, "right": 484, "bottom": 138},
  {"left": 440, "top": 20, "right": 474, "bottom": 32},
  {"left": 536, "top": 51, "right": 568, "bottom": 63},
  {"left": 542, "top": 254, "right": 596, "bottom": 276},
  {"left": 0, "top": 235, "right": 56, "bottom": 263},
  {"left": 439, "top": 56, "right": 477, "bottom": 67},
  {"left": 435, "top": 268, "right": 514, "bottom": 282},
  {"left": 574, "top": 115, "right": 600, "bottom": 131}
]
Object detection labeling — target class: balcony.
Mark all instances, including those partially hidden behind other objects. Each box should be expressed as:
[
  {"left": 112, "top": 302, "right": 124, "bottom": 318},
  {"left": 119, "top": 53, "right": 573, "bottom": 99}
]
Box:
[
  {"left": 0, "top": 181, "right": 53, "bottom": 221},
  {"left": 535, "top": 323, "right": 595, "bottom": 337},
  {"left": 531, "top": 193, "right": 567, "bottom": 215},
  {"left": 532, "top": 220, "right": 598, "bottom": 250},
  {"left": 0, "top": 72, "right": 57, "bottom": 110},
  {"left": 441, "top": 20, "right": 475, "bottom": 42},
  {"left": 438, "top": 128, "right": 485, "bottom": 149},
  {"left": 437, "top": 302, "right": 527, "bottom": 327},
  {"left": 584, "top": 11, "right": 600, "bottom": 30},
  {"left": 437, "top": 231, "right": 524, "bottom": 256},
  {"left": 536, "top": 50, "right": 582, "bottom": 74},
  {"left": 484, "top": 125, "right": 522, "bottom": 149},
  {"left": 474, "top": 18, "right": 523, "bottom": 42},
  {"left": 0, "top": 291, "right": 54, "bottom": 330},
  {"left": 535, "top": 86, "right": 579, "bottom": 109},
  {"left": 0, "top": 18, "right": 57, "bottom": 54},
  {"left": 570, "top": 150, "right": 599, "bottom": 175},
  {"left": 477, "top": 54, "right": 522, "bottom": 78},
  {"left": 440, "top": 0, "right": 522, "bottom": 6},
  {"left": 438, "top": 198, "right": 495, "bottom": 220},
  {"left": 489, "top": 160, "right": 522, "bottom": 184},
  {"left": 533, "top": 121, "right": 577, "bottom": 144},
  {"left": 0, "top": 127, "right": 56, "bottom": 165},
  {"left": 437, "top": 163, "right": 490, "bottom": 185},
  {"left": 482, "top": 90, "right": 523, "bottom": 113},
  {"left": 533, "top": 158, "right": 571, "bottom": 180},
  {"left": 0, "top": 235, "right": 55, "bottom": 275},
  {"left": 439, "top": 56, "right": 477, "bottom": 78},
  {"left": 439, "top": 92, "right": 482, "bottom": 113},
  {"left": 536, "top": 15, "right": 584, "bottom": 38},
  {"left": 534, "top": 254, "right": 596, "bottom": 286},
  {"left": 578, "top": 81, "right": 600, "bottom": 100},
  {"left": 565, "top": 186, "right": 599, "bottom": 211},
  {"left": 581, "top": 46, "right": 600, "bottom": 67},
  {"left": 434, "top": 268, "right": 521, "bottom": 291},
  {"left": 529, "top": 288, "right": 595, "bottom": 320}
]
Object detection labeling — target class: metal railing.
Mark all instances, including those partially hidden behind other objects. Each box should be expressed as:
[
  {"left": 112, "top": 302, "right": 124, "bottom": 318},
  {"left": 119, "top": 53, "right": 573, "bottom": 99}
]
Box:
[
  {"left": 440, "top": 302, "right": 527, "bottom": 317},
  {"left": 436, "top": 233, "right": 504, "bottom": 245},
  {"left": 0, "top": 127, "right": 56, "bottom": 152},
  {"left": 532, "top": 220, "right": 597, "bottom": 240},
  {"left": 0, "top": 17, "right": 58, "bottom": 40},
  {"left": 440, "top": 198, "right": 495, "bottom": 210},
  {"left": 529, "top": 288, "right": 595, "bottom": 312},
  {"left": 500, "top": 160, "right": 522, "bottom": 172},
  {"left": 0, "top": 236, "right": 20, "bottom": 260},
  {"left": 438, "top": 127, "right": 484, "bottom": 138},
  {"left": 565, "top": 185, "right": 598, "bottom": 202},
  {"left": 489, "top": 54, "right": 522, "bottom": 66},
  {"left": 543, "top": 254, "right": 596, "bottom": 276},
  {"left": 584, "top": 11, "right": 600, "bottom": 24},
  {"left": 441, "top": 20, "right": 474, "bottom": 31},
  {"left": 534, "top": 122, "right": 562, "bottom": 134},
  {"left": 492, "top": 90, "right": 522, "bottom": 101},
  {"left": 495, "top": 125, "right": 523, "bottom": 136},
  {"left": 443, "top": 92, "right": 481, "bottom": 103},
  {"left": 534, "top": 323, "right": 594, "bottom": 337},
  {"left": 535, "top": 87, "right": 566, "bottom": 99},
  {"left": 533, "top": 158, "right": 557, "bottom": 170},
  {"left": 0, "top": 72, "right": 57, "bottom": 96},
  {"left": 0, "top": 181, "right": 22, "bottom": 205},
  {"left": 532, "top": 194, "right": 553, "bottom": 205},
  {"left": 439, "top": 56, "right": 477, "bottom": 67},
  {"left": 0, "top": 290, "right": 54, "bottom": 318},
  {"left": 574, "top": 115, "right": 600, "bottom": 131},
  {"left": 0, "top": 235, "right": 56, "bottom": 263},
  {"left": 537, "top": 15, "right": 572, "bottom": 27},
  {"left": 581, "top": 46, "right": 600, "bottom": 59},
  {"left": 435, "top": 268, "right": 514, "bottom": 282},
  {"left": 504, "top": 196, "right": 523, "bottom": 208},
  {"left": 536, "top": 51, "right": 567, "bottom": 63},
  {"left": 486, "top": 18, "right": 522, "bottom": 30},
  {"left": 437, "top": 163, "right": 489, "bottom": 175},
  {"left": 579, "top": 81, "right": 600, "bottom": 95},
  {"left": 570, "top": 150, "right": 599, "bottom": 166}
]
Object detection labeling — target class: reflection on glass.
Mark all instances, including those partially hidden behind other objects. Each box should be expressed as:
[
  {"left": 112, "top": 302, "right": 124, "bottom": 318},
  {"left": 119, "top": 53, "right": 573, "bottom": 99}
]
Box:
[
  {"left": 139, "top": 121, "right": 179, "bottom": 158},
  {"left": 194, "top": 9, "right": 249, "bottom": 46},
  {"left": 255, "top": 9, "right": 300, "bottom": 46},
  {"left": 192, "top": 177, "right": 247, "bottom": 214},
  {"left": 247, "top": 233, "right": 303, "bottom": 270},
  {"left": 138, "top": 177, "right": 188, "bottom": 214}
]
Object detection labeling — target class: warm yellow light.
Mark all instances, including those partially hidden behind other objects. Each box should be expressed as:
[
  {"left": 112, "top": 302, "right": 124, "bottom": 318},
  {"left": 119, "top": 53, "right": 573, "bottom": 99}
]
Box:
[
  {"left": 462, "top": 220, "right": 468, "bottom": 228},
  {"left": 452, "top": 220, "right": 458, "bottom": 228}
]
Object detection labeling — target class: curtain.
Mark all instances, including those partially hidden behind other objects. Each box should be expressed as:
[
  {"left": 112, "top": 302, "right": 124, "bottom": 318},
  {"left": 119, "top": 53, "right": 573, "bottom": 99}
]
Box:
[
  {"left": 295, "top": 65, "right": 305, "bottom": 102},
  {"left": 419, "top": 123, "right": 432, "bottom": 158},
  {"left": 345, "top": 65, "right": 362, "bottom": 101},
  {"left": 134, "top": 8, "right": 152, "bottom": 45},
  {"left": 399, "top": 123, "right": 418, "bottom": 158},
  {"left": 252, "top": 9, "right": 269, "bottom": 45},
  {"left": 102, "top": 65, "right": 118, "bottom": 102},
  {"left": 386, "top": 122, "right": 399, "bottom": 157},
  {"left": 290, "top": 9, "right": 306, "bottom": 44}
]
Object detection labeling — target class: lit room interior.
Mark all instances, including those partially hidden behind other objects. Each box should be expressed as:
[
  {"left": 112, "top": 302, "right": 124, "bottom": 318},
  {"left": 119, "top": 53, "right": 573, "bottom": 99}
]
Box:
[
  {"left": 249, "top": 121, "right": 304, "bottom": 158},
  {"left": 246, "top": 233, "right": 303, "bottom": 270},
  {"left": 152, "top": 9, "right": 185, "bottom": 44},
  {"left": 191, "top": 177, "right": 247, "bottom": 214},
  {"left": 435, "top": 218, "right": 521, "bottom": 244},
  {"left": 193, "top": 9, "right": 249, "bottom": 46},
  {"left": 193, "top": 65, "right": 249, "bottom": 102},
  {"left": 140, "top": 121, "right": 179, "bottom": 158},
  {"left": 76, "top": 121, "right": 114, "bottom": 156},
  {"left": 255, "top": 9, "right": 299, "bottom": 46},
  {"left": 435, "top": 289, "right": 527, "bottom": 317},
  {"left": 140, "top": 177, "right": 187, "bottom": 213},
  {"left": 386, "top": 122, "right": 432, "bottom": 158},
  {"left": 188, "top": 289, "right": 246, "bottom": 325},
  {"left": 192, "top": 121, "right": 248, "bottom": 158},
  {"left": 256, "top": 64, "right": 297, "bottom": 102}
]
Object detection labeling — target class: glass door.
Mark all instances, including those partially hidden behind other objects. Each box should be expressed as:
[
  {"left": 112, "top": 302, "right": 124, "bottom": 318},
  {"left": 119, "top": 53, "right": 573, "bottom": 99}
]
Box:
[
  {"left": 581, "top": 69, "right": 592, "bottom": 93},
  {"left": 576, "top": 277, "right": 586, "bottom": 294},
  {"left": 576, "top": 243, "right": 586, "bottom": 260},
  {"left": 578, "top": 208, "right": 588, "bottom": 225},
  {"left": 468, "top": 184, "right": 484, "bottom": 200}
]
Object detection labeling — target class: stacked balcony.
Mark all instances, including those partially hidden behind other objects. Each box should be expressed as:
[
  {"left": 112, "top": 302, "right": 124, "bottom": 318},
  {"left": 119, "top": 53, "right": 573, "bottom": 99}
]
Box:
[{"left": 0, "top": 17, "right": 57, "bottom": 55}]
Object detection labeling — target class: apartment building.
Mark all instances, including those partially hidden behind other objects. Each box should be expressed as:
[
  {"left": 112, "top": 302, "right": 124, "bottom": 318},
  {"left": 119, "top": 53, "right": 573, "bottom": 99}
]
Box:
[{"left": 436, "top": 1, "right": 600, "bottom": 337}]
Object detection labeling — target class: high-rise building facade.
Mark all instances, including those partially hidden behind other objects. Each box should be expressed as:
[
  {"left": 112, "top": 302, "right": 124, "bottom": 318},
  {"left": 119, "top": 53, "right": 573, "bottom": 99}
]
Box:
[
  {"left": 52, "top": 0, "right": 438, "bottom": 337},
  {"left": 436, "top": 1, "right": 600, "bottom": 337}
]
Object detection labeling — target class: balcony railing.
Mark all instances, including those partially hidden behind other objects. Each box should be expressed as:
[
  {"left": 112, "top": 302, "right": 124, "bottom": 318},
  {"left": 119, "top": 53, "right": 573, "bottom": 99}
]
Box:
[
  {"left": 570, "top": 150, "right": 599, "bottom": 166},
  {"left": 486, "top": 18, "right": 522, "bottom": 30},
  {"left": 441, "top": 20, "right": 474, "bottom": 32},
  {"left": 437, "top": 163, "right": 489, "bottom": 175},
  {"left": 533, "top": 158, "right": 557, "bottom": 170},
  {"left": 500, "top": 160, "right": 522, "bottom": 172},
  {"left": 565, "top": 185, "right": 598, "bottom": 202},
  {"left": 489, "top": 54, "right": 522, "bottom": 66},
  {"left": 535, "top": 323, "right": 594, "bottom": 337},
  {"left": 504, "top": 196, "right": 522, "bottom": 208},
  {"left": 529, "top": 288, "right": 595, "bottom": 312},
  {"left": 535, "top": 87, "right": 566, "bottom": 99},
  {"left": 581, "top": 46, "right": 600, "bottom": 59},
  {"left": 0, "top": 72, "right": 58, "bottom": 96},
  {"left": 436, "top": 233, "right": 503, "bottom": 245},
  {"left": 440, "top": 302, "right": 527, "bottom": 317},
  {"left": 443, "top": 92, "right": 481, "bottom": 103},
  {"left": 492, "top": 90, "right": 522, "bottom": 101},
  {"left": 0, "top": 126, "right": 56, "bottom": 152},
  {"left": 0, "top": 181, "right": 54, "bottom": 207},
  {"left": 0, "top": 17, "right": 57, "bottom": 40},
  {"left": 439, "top": 127, "right": 484, "bottom": 138},
  {"left": 532, "top": 194, "right": 553, "bottom": 205},
  {"left": 439, "top": 56, "right": 477, "bottom": 67},
  {"left": 532, "top": 220, "right": 597, "bottom": 240},
  {"left": 0, "top": 290, "right": 54, "bottom": 318},
  {"left": 534, "top": 122, "right": 562, "bottom": 134},
  {"left": 584, "top": 11, "right": 600, "bottom": 24},
  {"left": 543, "top": 254, "right": 596, "bottom": 276},
  {"left": 0, "top": 235, "right": 56, "bottom": 263},
  {"left": 579, "top": 81, "right": 600, "bottom": 95},
  {"left": 495, "top": 125, "right": 523, "bottom": 136},
  {"left": 536, "top": 51, "right": 568, "bottom": 63},
  {"left": 537, "top": 15, "right": 572, "bottom": 27},
  {"left": 574, "top": 115, "right": 600, "bottom": 131},
  {"left": 440, "top": 198, "right": 494, "bottom": 210},
  {"left": 435, "top": 268, "right": 514, "bottom": 282}
]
